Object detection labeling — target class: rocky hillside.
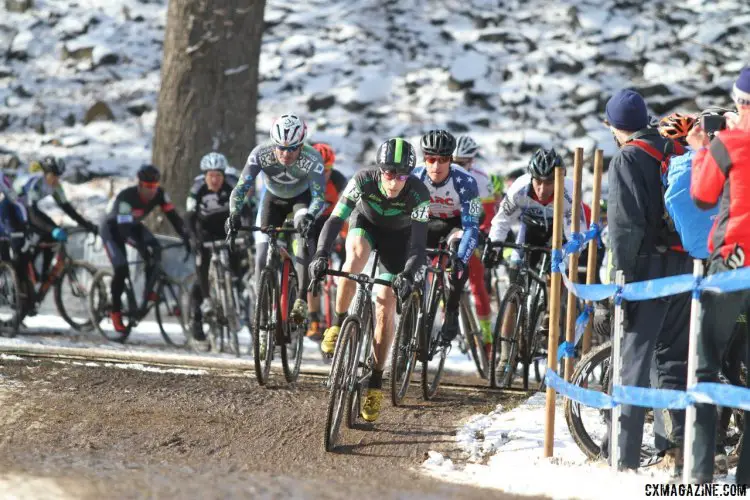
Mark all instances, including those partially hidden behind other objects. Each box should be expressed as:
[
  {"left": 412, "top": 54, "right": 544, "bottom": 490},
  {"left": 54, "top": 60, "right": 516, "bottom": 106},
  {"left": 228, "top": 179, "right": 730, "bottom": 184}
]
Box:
[{"left": 1, "top": 0, "right": 749, "bottom": 193}]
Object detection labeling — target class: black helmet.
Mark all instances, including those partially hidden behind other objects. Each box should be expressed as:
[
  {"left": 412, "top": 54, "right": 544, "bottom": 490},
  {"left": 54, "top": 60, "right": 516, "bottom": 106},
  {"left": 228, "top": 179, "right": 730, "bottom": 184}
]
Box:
[
  {"left": 527, "top": 148, "right": 563, "bottom": 180},
  {"left": 420, "top": 129, "right": 456, "bottom": 156},
  {"left": 137, "top": 164, "right": 161, "bottom": 183},
  {"left": 376, "top": 138, "right": 417, "bottom": 174},
  {"left": 40, "top": 156, "right": 65, "bottom": 176}
]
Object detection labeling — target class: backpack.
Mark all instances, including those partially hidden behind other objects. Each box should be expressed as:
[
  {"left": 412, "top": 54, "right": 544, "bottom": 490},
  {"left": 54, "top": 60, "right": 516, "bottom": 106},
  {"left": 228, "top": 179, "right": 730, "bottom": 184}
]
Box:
[{"left": 627, "top": 138, "right": 717, "bottom": 259}]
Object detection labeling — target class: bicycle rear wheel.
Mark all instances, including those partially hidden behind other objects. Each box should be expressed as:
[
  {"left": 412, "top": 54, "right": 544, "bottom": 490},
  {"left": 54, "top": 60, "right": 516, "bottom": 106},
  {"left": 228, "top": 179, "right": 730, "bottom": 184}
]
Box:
[
  {"left": 422, "top": 282, "right": 447, "bottom": 401},
  {"left": 54, "top": 260, "right": 98, "bottom": 332},
  {"left": 88, "top": 269, "right": 132, "bottom": 343},
  {"left": 324, "top": 317, "right": 359, "bottom": 452},
  {"left": 0, "top": 262, "right": 22, "bottom": 338},
  {"left": 390, "top": 292, "right": 419, "bottom": 406},
  {"left": 280, "top": 261, "right": 303, "bottom": 383},
  {"left": 154, "top": 275, "right": 189, "bottom": 347},
  {"left": 223, "top": 270, "right": 242, "bottom": 357},
  {"left": 253, "top": 270, "right": 276, "bottom": 386},
  {"left": 490, "top": 284, "right": 526, "bottom": 389}
]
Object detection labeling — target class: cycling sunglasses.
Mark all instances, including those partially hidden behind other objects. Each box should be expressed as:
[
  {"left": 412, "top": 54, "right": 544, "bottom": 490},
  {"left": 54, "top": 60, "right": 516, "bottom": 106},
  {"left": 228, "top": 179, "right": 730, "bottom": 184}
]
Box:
[
  {"left": 276, "top": 144, "right": 302, "bottom": 152},
  {"left": 139, "top": 181, "right": 160, "bottom": 189},
  {"left": 380, "top": 169, "right": 409, "bottom": 181},
  {"left": 452, "top": 157, "right": 473, "bottom": 167},
  {"left": 424, "top": 155, "right": 451, "bottom": 164}
]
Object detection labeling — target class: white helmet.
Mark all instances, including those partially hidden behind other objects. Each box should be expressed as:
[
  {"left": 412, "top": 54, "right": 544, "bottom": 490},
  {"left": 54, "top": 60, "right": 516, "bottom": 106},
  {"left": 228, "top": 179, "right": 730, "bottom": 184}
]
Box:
[
  {"left": 454, "top": 135, "right": 479, "bottom": 158},
  {"left": 200, "top": 152, "right": 228, "bottom": 172},
  {"left": 270, "top": 114, "right": 307, "bottom": 147}
]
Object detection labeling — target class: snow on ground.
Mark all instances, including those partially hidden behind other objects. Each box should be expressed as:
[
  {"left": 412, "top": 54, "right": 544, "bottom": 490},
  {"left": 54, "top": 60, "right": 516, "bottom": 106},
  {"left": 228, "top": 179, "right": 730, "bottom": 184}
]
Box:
[{"left": 423, "top": 392, "right": 743, "bottom": 499}]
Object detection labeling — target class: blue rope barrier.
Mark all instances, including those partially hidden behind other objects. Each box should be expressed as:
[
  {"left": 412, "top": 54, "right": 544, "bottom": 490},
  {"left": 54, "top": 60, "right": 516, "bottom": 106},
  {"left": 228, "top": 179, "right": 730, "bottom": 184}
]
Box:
[
  {"left": 557, "top": 305, "right": 595, "bottom": 361},
  {"left": 545, "top": 369, "right": 750, "bottom": 413}
]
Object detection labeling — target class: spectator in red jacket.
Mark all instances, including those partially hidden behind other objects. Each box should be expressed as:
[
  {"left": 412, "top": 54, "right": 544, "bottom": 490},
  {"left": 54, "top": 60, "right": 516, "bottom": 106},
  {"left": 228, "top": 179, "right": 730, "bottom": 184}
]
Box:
[{"left": 688, "top": 66, "right": 750, "bottom": 485}]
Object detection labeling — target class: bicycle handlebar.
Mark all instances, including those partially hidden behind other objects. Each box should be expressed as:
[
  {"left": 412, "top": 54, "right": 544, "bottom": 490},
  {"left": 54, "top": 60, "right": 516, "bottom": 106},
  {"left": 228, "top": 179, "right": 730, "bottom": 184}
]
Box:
[
  {"left": 241, "top": 225, "right": 297, "bottom": 235},
  {"left": 0, "top": 232, "right": 26, "bottom": 241},
  {"left": 489, "top": 241, "right": 552, "bottom": 254}
]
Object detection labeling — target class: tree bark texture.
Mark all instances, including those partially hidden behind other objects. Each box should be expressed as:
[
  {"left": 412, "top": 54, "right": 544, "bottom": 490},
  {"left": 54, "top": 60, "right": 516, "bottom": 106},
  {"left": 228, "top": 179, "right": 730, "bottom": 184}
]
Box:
[{"left": 151, "top": 0, "right": 266, "bottom": 233}]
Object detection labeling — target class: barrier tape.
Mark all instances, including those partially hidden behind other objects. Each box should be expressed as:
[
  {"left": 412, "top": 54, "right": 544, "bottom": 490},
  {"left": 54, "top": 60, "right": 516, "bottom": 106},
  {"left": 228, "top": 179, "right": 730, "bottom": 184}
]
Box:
[
  {"left": 557, "top": 304, "right": 594, "bottom": 361},
  {"left": 545, "top": 370, "right": 750, "bottom": 411}
]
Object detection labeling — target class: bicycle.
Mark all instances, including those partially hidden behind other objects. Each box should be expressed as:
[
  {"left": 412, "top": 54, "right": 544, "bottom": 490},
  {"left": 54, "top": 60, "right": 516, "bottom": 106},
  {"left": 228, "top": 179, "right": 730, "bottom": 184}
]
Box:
[
  {"left": 87, "top": 241, "right": 188, "bottom": 345},
  {"left": 16, "top": 227, "right": 99, "bottom": 332},
  {"left": 0, "top": 232, "right": 25, "bottom": 337},
  {"left": 242, "top": 223, "right": 305, "bottom": 386},
  {"left": 310, "top": 252, "right": 394, "bottom": 452},
  {"left": 390, "top": 242, "right": 452, "bottom": 405},
  {"left": 564, "top": 339, "right": 746, "bottom": 467},
  {"left": 457, "top": 288, "right": 490, "bottom": 380},
  {"left": 486, "top": 240, "right": 551, "bottom": 390}
]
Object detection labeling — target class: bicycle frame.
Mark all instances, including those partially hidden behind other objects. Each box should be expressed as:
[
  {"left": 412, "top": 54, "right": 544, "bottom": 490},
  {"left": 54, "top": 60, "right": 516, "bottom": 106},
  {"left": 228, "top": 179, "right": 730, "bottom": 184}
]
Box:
[
  {"left": 25, "top": 229, "right": 88, "bottom": 304},
  {"left": 121, "top": 242, "right": 184, "bottom": 324}
]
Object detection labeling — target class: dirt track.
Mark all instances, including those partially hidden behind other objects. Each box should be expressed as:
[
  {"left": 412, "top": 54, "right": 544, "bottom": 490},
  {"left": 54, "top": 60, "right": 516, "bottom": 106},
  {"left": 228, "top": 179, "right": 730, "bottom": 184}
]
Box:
[{"left": 0, "top": 358, "right": 541, "bottom": 499}]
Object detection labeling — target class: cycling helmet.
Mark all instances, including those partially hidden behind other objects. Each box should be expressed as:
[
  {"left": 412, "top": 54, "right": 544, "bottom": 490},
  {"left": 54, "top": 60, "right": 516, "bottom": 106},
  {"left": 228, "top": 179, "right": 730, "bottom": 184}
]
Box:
[
  {"left": 454, "top": 135, "right": 479, "bottom": 159},
  {"left": 200, "top": 152, "right": 228, "bottom": 173},
  {"left": 658, "top": 113, "right": 696, "bottom": 141},
  {"left": 40, "top": 156, "right": 65, "bottom": 176},
  {"left": 312, "top": 143, "right": 336, "bottom": 169},
  {"left": 137, "top": 164, "right": 160, "bottom": 183},
  {"left": 376, "top": 138, "right": 417, "bottom": 174},
  {"left": 270, "top": 113, "right": 307, "bottom": 147},
  {"left": 527, "top": 148, "right": 563, "bottom": 181},
  {"left": 420, "top": 129, "right": 456, "bottom": 156}
]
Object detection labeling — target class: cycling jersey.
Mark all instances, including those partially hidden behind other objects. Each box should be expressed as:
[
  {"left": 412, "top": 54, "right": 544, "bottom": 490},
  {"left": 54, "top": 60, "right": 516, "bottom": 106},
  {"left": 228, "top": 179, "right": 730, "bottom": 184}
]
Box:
[
  {"left": 467, "top": 164, "right": 497, "bottom": 233},
  {"left": 412, "top": 164, "right": 481, "bottom": 264},
  {"left": 230, "top": 141, "right": 326, "bottom": 218},
  {"left": 15, "top": 174, "right": 90, "bottom": 233},
  {"left": 185, "top": 175, "right": 235, "bottom": 240},
  {"left": 318, "top": 169, "right": 430, "bottom": 276},
  {"left": 104, "top": 185, "right": 185, "bottom": 237},
  {"left": 489, "top": 173, "right": 586, "bottom": 245}
]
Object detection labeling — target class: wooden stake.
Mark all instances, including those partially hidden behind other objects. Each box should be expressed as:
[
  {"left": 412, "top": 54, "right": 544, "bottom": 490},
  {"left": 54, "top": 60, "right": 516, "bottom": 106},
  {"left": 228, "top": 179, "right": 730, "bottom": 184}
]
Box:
[
  {"left": 582, "top": 150, "right": 604, "bottom": 355},
  {"left": 564, "top": 148, "right": 583, "bottom": 381},
  {"left": 543, "top": 165, "right": 566, "bottom": 458}
]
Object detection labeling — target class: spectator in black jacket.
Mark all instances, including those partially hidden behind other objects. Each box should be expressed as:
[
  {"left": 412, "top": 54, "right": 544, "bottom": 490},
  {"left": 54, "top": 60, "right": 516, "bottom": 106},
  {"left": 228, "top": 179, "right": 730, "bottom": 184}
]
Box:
[{"left": 601, "top": 89, "right": 692, "bottom": 476}]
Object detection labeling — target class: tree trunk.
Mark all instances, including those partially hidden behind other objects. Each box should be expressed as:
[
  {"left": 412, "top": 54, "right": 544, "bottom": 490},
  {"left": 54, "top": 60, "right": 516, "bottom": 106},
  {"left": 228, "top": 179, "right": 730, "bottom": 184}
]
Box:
[{"left": 151, "top": 0, "right": 266, "bottom": 234}]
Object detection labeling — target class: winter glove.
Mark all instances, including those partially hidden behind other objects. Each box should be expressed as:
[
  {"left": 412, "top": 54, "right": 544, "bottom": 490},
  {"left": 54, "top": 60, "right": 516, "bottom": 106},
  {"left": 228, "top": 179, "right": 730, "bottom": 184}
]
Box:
[
  {"left": 225, "top": 212, "right": 241, "bottom": 251},
  {"left": 481, "top": 243, "right": 497, "bottom": 268},
  {"left": 309, "top": 253, "right": 329, "bottom": 282},
  {"left": 450, "top": 254, "right": 465, "bottom": 276},
  {"left": 295, "top": 213, "right": 315, "bottom": 238},
  {"left": 181, "top": 234, "right": 192, "bottom": 262},
  {"left": 725, "top": 244, "right": 745, "bottom": 270},
  {"left": 51, "top": 227, "right": 68, "bottom": 242}
]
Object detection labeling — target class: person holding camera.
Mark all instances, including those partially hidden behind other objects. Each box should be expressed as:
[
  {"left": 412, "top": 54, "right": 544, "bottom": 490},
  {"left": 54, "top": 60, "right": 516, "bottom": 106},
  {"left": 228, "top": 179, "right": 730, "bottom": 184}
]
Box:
[
  {"left": 602, "top": 89, "right": 693, "bottom": 474},
  {"left": 688, "top": 66, "right": 750, "bottom": 485}
]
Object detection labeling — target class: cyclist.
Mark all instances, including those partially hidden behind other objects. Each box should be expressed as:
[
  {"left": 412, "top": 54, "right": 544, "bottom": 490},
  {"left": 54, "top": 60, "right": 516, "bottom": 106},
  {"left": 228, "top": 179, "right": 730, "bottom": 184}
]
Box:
[
  {"left": 225, "top": 114, "right": 326, "bottom": 325},
  {"left": 452, "top": 134, "right": 497, "bottom": 353},
  {"left": 0, "top": 165, "right": 27, "bottom": 263},
  {"left": 411, "top": 129, "right": 480, "bottom": 347},
  {"left": 100, "top": 164, "right": 191, "bottom": 333},
  {"left": 16, "top": 157, "right": 98, "bottom": 312},
  {"left": 305, "top": 142, "right": 348, "bottom": 341},
  {"left": 310, "top": 138, "right": 430, "bottom": 422},
  {"left": 185, "top": 152, "right": 245, "bottom": 348},
  {"left": 484, "top": 148, "right": 586, "bottom": 369}
]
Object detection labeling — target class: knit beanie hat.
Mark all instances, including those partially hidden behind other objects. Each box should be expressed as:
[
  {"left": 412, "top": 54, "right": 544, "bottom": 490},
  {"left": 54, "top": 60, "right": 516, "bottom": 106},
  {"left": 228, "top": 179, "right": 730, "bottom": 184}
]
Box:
[
  {"left": 605, "top": 89, "right": 649, "bottom": 131},
  {"left": 733, "top": 67, "right": 750, "bottom": 106}
]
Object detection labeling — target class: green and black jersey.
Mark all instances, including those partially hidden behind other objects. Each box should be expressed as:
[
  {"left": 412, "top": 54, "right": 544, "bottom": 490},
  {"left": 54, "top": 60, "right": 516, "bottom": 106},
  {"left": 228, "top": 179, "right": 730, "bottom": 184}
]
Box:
[{"left": 317, "top": 168, "right": 430, "bottom": 275}]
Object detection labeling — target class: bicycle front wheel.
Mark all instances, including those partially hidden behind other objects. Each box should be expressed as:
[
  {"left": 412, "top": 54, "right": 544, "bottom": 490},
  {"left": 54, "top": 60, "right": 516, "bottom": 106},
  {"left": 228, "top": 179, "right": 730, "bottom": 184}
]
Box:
[
  {"left": 490, "top": 284, "right": 526, "bottom": 389},
  {"left": 563, "top": 341, "right": 612, "bottom": 460},
  {"left": 280, "top": 260, "right": 303, "bottom": 383},
  {"left": 253, "top": 270, "right": 276, "bottom": 386},
  {"left": 461, "top": 297, "right": 488, "bottom": 380},
  {"left": 154, "top": 275, "right": 189, "bottom": 347},
  {"left": 421, "top": 282, "right": 447, "bottom": 401},
  {"left": 324, "top": 316, "right": 359, "bottom": 452},
  {"left": 88, "top": 269, "right": 132, "bottom": 343},
  {"left": 0, "top": 262, "right": 22, "bottom": 338},
  {"left": 54, "top": 260, "right": 98, "bottom": 332},
  {"left": 390, "top": 291, "right": 419, "bottom": 406}
]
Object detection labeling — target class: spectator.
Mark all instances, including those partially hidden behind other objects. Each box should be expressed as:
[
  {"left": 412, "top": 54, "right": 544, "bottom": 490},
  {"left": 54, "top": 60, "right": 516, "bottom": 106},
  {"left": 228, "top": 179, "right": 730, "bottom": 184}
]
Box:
[
  {"left": 602, "top": 89, "right": 692, "bottom": 475},
  {"left": 688, "top": 66, "right": 750, "bottom": 485}
]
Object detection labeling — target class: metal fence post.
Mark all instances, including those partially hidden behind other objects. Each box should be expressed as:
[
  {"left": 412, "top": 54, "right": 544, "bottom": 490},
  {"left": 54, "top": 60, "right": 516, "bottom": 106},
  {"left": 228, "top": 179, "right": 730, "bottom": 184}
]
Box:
[
  {"left": 610, "top": 270, "right": 625, "bottom": 470},
  {"left": 682, "top": 259, "right": 704, "bottom": 484}
]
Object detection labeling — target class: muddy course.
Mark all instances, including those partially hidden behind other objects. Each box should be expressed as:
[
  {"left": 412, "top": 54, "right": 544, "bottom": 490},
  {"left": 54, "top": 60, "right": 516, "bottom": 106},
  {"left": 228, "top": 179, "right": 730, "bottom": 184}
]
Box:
[{"left": 0, "top": 358, "right": 539, "bottom": 499}]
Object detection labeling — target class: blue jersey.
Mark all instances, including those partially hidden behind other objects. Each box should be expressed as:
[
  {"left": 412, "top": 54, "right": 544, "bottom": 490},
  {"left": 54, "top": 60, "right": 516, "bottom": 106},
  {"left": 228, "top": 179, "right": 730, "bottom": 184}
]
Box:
[{"left": 412, "top": 164, "right": 481, "bottom": 263}]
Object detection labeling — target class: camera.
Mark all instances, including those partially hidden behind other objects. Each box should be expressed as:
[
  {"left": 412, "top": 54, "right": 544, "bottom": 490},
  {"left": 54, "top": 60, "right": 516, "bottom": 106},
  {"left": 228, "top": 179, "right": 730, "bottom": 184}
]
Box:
[{"left": 702, "top": 114, "right": 727, "bottom": 135}]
